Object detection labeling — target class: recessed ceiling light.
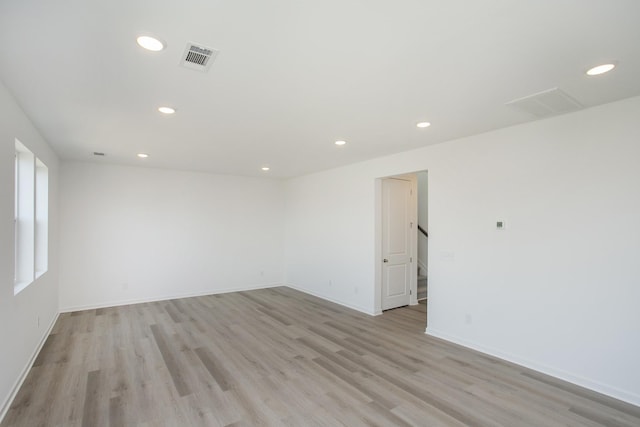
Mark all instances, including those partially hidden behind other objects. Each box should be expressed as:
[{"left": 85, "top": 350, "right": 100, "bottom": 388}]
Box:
[
  {"left": 335, "top": 140, "right": 347, "bottom": 146},
  {"left": 416, "top": 122, "right": 431, "bottom": 128},
  {"left": 158, "top": 106, "right": 176, "bottom": 114},
  {"left": 137, "top": 153, "right": 149, "bottom": 158},
  {"left": 136, "top": 35, "right": 164, "bottom": 52},
  {"left": 261, "top": 166, "right": 270, "bottom": 171},
  {"left": 586, "top": 63, "right": 616, "bottom": 76}
]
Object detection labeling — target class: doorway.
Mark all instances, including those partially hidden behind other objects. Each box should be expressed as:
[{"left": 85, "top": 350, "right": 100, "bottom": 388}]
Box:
[
  {"left": 375, "top": 171, "right": 428, "bottom": 325},
  {"left": 416, "top": 171, "right": 428, "bottom": 305}
]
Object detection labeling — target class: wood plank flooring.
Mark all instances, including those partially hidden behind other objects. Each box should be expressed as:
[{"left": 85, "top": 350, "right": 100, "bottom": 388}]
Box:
[{"left": 3, "top": 287, "right": 639, "bottom": 426}]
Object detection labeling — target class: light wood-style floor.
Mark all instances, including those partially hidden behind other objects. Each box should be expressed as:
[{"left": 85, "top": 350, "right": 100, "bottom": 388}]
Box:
[{"left": 3, "top": 287, "right": 639, "bottom": 426}]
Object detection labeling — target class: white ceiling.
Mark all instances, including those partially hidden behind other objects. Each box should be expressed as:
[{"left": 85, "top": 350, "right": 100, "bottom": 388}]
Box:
[{"left": 1, "top": 0, "right": 639, "bottom": 178}]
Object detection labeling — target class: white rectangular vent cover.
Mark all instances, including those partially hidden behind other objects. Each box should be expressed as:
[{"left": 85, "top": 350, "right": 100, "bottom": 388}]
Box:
[
  {"left": 506, "top": 87, "right": 583, "bottom": 118},
  {"left": 180, "top": 43, "right": 218, "bottom": 72}
]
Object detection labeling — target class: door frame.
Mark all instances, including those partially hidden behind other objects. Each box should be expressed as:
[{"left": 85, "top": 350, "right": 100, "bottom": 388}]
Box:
[{"left": 374, "top": 173, "right": 418, "bottom": 314}]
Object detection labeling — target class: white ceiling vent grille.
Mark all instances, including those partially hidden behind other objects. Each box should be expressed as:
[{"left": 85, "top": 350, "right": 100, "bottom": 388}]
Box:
[
  {"left": 180, "top": 43, "right": 218, "bottom": 72},
  {"left": 506, "top": 88, "right": 583, "bottom": 118}
]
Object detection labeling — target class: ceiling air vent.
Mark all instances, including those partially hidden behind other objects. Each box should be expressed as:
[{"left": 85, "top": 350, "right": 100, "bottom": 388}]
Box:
[
  {"left": 180, "top": 42, "right": 218, "bottom": 72},
  {"left": 506, "top": 87, "right": 583, "bottom": 118}
]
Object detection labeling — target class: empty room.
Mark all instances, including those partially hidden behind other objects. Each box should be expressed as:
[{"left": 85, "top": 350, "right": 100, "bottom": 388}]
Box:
[{"left": 1, "top": 0, "right": 639, "bottom": 426}]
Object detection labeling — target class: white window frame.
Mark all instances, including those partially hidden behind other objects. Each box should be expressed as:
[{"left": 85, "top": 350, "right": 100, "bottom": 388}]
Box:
[{"left": 14, "top": 139, "right": 48, "bottom": 295}]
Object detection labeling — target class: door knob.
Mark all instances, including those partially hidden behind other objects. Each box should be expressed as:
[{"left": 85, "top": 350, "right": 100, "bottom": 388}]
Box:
[{"left": 383, "top": 259, "right": 388, "bottom": 263}]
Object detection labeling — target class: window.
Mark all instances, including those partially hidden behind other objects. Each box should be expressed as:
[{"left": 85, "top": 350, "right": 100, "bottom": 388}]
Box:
[{"left": 14, "top": 139, "right": 48, "bottom": 294}]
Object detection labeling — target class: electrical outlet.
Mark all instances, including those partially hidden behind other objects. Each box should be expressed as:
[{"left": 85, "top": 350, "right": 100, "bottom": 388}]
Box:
[
  {"left": 465, "top": 314, "right": 472, "bottom": 324},
  {"left": 329, "top": 280, "right": 332, "bottom": 286},
  {"left": 354, "top": 286, "right": 358, "bottom": 294},
  {"left": 37, "top": 316, "right": 40, "bottom": 328}
]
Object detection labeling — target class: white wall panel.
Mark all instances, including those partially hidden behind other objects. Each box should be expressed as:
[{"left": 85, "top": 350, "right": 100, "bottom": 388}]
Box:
[
  {"left": 59, "top": 162, "right": 285, "bottom": 311},
  {"left": 0, "top": 81, "right": 59, "bottom": 419}
]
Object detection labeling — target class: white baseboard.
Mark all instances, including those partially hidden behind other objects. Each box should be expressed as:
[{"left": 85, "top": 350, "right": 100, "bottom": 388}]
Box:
[
  {"left": 285, "top": 284, "right": 377, "bottom": 316},
  {"left": 59, "top": 283, "right": 283, "bottom": 313},
  {"left": 0, "top": 311, "right": 59, "bottom": 424},
  {"left": 425, "top": 327, "right": 640, "bottom": 408}
]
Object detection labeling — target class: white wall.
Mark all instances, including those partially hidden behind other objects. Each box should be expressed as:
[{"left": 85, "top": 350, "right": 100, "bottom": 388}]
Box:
[
  {"left": 284, "top": 96, "right": 640, "bottom": 405},
  {"left": 0, "top": 80, "right": 59, "bottom": 418},
  {"left": 285, "top": 165, "right": 378, "bottom": 314},
  {"left": 59, "top": 162, "right": 285, "bottom": 311}
]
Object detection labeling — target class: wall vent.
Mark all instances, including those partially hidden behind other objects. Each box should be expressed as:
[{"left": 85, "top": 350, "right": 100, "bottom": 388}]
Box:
[
  {"left": 180, "top": 42, "right": 218, "bottom": 72},
  {"left": 506, "top": 87, "right": 583, "bottom": 118}
]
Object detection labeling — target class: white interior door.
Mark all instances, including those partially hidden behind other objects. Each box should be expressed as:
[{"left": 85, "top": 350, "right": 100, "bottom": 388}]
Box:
[{"left": 381, "top": 178, "right": 412, "bottom": 310}]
